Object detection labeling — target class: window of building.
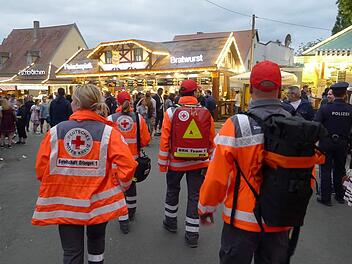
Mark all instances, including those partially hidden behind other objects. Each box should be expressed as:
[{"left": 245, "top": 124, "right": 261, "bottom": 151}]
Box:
[
  {"left": 134, "top": 48, "right": 143, "bottom": 62},
  {"left": 105, "top": 51, "right": 112, "bottom": 64},
  {"left": 0, "top": 53, "right": 9, "bottom": 66}
]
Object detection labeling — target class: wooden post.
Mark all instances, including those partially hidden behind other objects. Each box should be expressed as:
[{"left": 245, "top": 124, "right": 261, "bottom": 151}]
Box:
[{"left": 212, "top": 71, "right": 220, "bottom": 121}]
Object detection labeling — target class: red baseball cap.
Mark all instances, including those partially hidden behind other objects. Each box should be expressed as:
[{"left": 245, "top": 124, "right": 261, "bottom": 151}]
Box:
[
  {"left": 250, "top": 61, "right": 281, "bottom": 92},
  {"left": 117, "top": 91, "right": 131, "bottom": 105},
  {"left": 180, "top": 80, "right": 199, "bottom": 94}
]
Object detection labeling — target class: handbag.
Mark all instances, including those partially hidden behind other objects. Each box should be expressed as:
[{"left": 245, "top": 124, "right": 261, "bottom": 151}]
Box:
[{"left": 134, "top": 113, "right": 151, "bottom": 183}]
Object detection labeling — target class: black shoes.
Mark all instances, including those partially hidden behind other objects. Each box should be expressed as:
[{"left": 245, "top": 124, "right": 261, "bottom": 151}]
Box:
[
  {"left": 163, "top": 219, "right": 177, "bottom": 233},
  {"left": 185, "top": 233, "right": 199, "bottom": 248},
  {"left": 335, "top": 196, "right": 345, "bottom": 204},
  {"left": 317, "top": 198, "right": 332, "bottom": 206},
  {"left": 119, "top": 220, "right": 129, "bottom": 234}
]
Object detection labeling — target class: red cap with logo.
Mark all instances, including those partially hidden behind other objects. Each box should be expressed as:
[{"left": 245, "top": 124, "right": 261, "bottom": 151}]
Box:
[
  {"left": 180, "top": 80, "right": 199, "bottom": 94},
  {"left": 250, "top": 61, "right": 281, "bottom": 92},
  {"left": 117, "top": 91, "right": 131, "bottom": 105}
]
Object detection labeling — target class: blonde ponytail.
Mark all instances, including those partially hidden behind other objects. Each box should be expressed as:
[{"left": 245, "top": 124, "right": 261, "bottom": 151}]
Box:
[{"left": 121, "top": 100, "right": 131, "bottom": 114}]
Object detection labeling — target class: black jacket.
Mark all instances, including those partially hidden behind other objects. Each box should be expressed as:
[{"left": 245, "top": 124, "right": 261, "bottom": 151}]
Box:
[
  {"left": 282, "top": 99, "right": 315, "bottom": 121},
  {"left": 49, "top": 96, "right": 73, "bottom": 127}
]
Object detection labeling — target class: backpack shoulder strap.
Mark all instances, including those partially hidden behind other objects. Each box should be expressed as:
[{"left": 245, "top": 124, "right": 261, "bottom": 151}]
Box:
[{"left": 135, "top": 112, "right": 141, "bottom": 155}]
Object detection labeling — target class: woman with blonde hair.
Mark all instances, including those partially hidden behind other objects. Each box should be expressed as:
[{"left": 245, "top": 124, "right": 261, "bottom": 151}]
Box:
[
  {"left": 32, "top": 84, "right": 137, "bottom": 264},
  {"left": 108, "top": 91, "right": 150, "bottom": 234}
]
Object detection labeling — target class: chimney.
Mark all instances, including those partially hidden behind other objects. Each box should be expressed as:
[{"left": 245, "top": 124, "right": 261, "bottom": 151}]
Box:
[{"left": 33, "top": 21, "right": 40, "bottom": 40}]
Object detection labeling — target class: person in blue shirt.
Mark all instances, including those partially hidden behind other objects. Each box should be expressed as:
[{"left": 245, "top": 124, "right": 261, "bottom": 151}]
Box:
[
  {"left": 49, "top": 88, "right": 73, "bottom": 127},
  {"left": 314, "top": 82, "right": 352, "bottom": 206},
  {"left": 204, "top": 90, "right": 216, "bottom": 118},
  {"left": 282, "top": 85, "right": 315, "bottom": 120}
]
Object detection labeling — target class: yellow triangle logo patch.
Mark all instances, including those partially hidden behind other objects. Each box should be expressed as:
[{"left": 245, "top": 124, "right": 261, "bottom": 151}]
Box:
[{"left": 183, "top": 119, "right": 203, "bottom": 139}]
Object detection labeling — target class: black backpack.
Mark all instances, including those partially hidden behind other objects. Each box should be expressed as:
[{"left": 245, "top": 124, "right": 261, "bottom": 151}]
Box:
[{"left": 231, "top": 113, "right": 327, "bottom": 229}]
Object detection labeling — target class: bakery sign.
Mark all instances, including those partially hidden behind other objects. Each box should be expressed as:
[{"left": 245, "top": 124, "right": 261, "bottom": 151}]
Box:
[
  {"left": 170, "top": 54, "right": 203, "bottom": 64},
  {"left": 64, "top": 62, "right": 93, "bottom": 71},
  {"left": 19, "top": 69, "right": 46, "bottom": 76}
]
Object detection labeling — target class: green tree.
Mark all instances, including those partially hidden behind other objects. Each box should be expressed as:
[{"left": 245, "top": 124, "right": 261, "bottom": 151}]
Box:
[{"left": 332, "top": 0, "right": 352, "bottom": 34}]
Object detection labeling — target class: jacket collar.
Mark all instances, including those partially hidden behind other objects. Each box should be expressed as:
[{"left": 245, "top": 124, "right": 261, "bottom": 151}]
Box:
[
  {"left": 70, "top": 109, "right": 115, "bottom": 127},
  {"left": 178, "top": 96, "right": 199, "bottom": 105}
]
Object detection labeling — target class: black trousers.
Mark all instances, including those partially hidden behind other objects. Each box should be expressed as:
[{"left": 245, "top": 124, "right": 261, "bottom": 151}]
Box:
[
  {"left": 219, "top": 223, "right": 289, "bottom": 264},
  {"left": 58, "top": 222, "right": 107, "bottom": 264},
  {"left": 154, "top": 110, "right": 164, "bottom": 131},
  {"left": 320, "top": 139, "right": 348, "bottom": 201},
  {"left": 119, "top": 181, "right": 137, "bottom": 221},
  {"left": 164, "top": 169, "right": 204, "bottom": 235},
  {"left": 16, "top": 119, "right": 27, "bottom": 139}
]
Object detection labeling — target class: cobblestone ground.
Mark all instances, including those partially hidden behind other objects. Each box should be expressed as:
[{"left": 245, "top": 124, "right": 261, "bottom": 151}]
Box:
[{"left": 0, "top": 133, "right": 351, "bottom": 264}]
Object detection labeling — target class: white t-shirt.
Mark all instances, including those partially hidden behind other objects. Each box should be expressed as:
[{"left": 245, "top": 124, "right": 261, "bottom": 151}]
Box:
[
  {"left": 234, "top": 93, "right": 241, "bottom": 107},
  {"left": 290, "top": 99, "right": 301, "bottom": 110}
]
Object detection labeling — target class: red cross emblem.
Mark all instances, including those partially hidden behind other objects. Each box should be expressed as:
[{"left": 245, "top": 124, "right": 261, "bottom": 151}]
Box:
[
  {"left": 71, "top": 135, "right": 85, "bottom": 150},
  {"left": 181, "top": 112, "right": 187, "bottom": 119},
  {"left": 121, "top": 119, "right": 130, "bottom": 129}
]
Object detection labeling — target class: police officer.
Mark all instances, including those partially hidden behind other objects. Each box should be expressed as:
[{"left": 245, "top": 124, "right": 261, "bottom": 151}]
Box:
[{"left": 315, "top": 82, "right": 352, "bottom": 206}]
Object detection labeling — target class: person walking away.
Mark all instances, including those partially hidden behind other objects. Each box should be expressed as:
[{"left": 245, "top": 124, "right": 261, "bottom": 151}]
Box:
[
  {"left": 158, "top": 80, "right": 215, "bottom": 248},
  {"left": 136, "top": 97, "right": 148, "bottom": 120},
  {"left": 39, "top": 96, "right": 50, "bottom": 133},
  {"left": 233, "top": 90, "right": 241, "bottom": 114},
  {"left": 314, "top": 82, "right": 352, "bottom": 206},
  {"left": 30, "top": 99, "right": 41, "bottom": 134},
  {"left": 204, "top": 90, "right": 216, "bottom": 118},
  {"left": 16, "top": 99, "right": 27, "bottom": 144},
  {"left": 108, "top": 91, "right": 151, "bottom": 234},
  {"left": 32, "top": 84, "right": 137, "bottom": 264},
  {"left": 0, "top": 99, "right": 16, "bottom": 148},
  {"left": 282, "top": 86, "right": 315, "bottom": 120},
  {"left": 198, "top": 61, "right": 325, "bottom": 263},
  {"left": 24, "top": 95, "right": 34, "bottom": 132},
  {"left": 49, "top": 88, "right": 72, "bottom": 127},
  {"left": 164, "top": 93, "right": 175, "bottom": 111},
  {"left": 153, "top": 88, "right": 164, "bottom": 136},
  {"left": 104, "top": 91, "right": 117, "bottom": 115}
]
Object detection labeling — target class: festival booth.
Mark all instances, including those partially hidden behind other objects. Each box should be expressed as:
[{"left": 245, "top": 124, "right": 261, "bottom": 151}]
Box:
[
  {"left": 55, "top": 33, "right": 246, "bottom": 120},
  {"left": 0, "top": 63, "right": 73, "bottom": 98}
]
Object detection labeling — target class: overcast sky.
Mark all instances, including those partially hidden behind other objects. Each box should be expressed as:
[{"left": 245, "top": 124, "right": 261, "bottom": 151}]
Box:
[{"left": 1, "top": 0, "right": 338, "bottom": 50}]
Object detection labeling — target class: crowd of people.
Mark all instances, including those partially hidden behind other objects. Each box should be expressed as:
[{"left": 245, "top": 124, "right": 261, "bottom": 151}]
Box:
[{"left": 1, "top": 67, "right": 351, "bottom": 263}]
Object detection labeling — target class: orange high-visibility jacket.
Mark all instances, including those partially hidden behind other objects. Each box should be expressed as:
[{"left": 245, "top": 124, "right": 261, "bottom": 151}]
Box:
[
  {"left": 108, "top": 111, "right": 150, "bottom": 159},
  {"left": 158, "top": 96, "right": 215, "bottom": 172},
  {"left": 32, "top": 110, "right": 137, "bottom": 226},
  {"left": 198, "top": 114, "right": 291, "bottom": 233}
]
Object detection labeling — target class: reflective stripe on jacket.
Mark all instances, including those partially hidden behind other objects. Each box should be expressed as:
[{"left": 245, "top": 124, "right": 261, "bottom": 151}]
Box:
[
  {"left": 198, "top": 114, "right": 290, "bottom": 232},
  {"left": 108, "top": 112, "right": 150, "bottom": 158},
  {"left": 158, "top": 96, "right": 215, "bottom": 172},
  {"left": 32, "top": 110, "right": 137, "bottom": 226}
]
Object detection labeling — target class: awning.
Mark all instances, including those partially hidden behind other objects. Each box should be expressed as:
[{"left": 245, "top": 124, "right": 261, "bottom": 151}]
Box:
[
  {"left": 230, "top": 71, "right": 298, "bottom": 86},
  {"left": 0, "top": 85, "right": 16, "bottom": 91}
]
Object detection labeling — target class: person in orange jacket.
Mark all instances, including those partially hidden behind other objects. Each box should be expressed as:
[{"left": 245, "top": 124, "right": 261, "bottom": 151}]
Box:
[
  {"left": 108, "top": 91, "right": 151, "bottom": 234},
  {"left": 32, "top": 84, "right": 137, "bottom": 264},
  {"left": 198, "top": 61, "right": 292, "bottom": 263},
  {"left": 158, "top": 80, "right": 215, "bottom": 248}
]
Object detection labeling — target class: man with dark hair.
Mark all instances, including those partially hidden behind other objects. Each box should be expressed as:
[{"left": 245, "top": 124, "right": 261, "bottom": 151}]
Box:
[
  {"left": 315, "top": 82, "right": 352, "bottom": 206},
  {"left": 301, "top": 85, "right": 309, "bottom": 100},
  {"left": 49, "top": 88, "right": 72, "bottom": 127},
  {"left": 104, "top": 91, "right": 117, "bottom": 114},
  {"left": 24, "top": 95, "right": 34, "bottom": 132},
  {"left": 205, "top": 90, "right": 216, "bottom": 118},
  {"left": 282, "top": 86, "right": 315, "bottom": 120},
  {"left": 153, "top": 88, "right": 164, "bottom": 136}
]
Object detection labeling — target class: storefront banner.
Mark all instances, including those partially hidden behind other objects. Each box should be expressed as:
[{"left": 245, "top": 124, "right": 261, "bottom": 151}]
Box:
[
  {"left": 17, "top": 85, "right": 48, "bottom": 91},
  {"left": 64, "top": 62, "right": 93, "bottom": 71},
  {"left": 100, "top": 62, "right": 148, "bottom": 71},
  {"left": 19, "top": 69, "right": 46, "bottom": 76},
  {"left": 170, "top": 55, "right": 203, "bottom": 64}
]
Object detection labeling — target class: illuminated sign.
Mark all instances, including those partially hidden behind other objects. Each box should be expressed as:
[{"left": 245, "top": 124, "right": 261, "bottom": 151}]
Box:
[
  {"left": 19, "top": 69, "right": 46, "bottom": 76},
  {"left": 170, "top": 55, "right": 203, "bottom": 64},
  {"left": 100, "top": 62, "right": 148, "bottom": 71},
  {"left": 64, "top": 62, "right": 93, "bottom": 71}
]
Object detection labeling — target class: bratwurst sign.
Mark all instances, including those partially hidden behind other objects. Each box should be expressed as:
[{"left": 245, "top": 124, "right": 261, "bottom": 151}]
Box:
[{"left": 170, "top": 54, "right": 203, "bottom": 64}]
